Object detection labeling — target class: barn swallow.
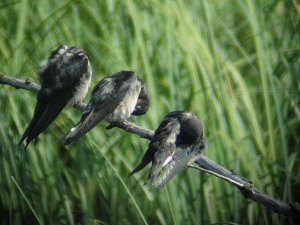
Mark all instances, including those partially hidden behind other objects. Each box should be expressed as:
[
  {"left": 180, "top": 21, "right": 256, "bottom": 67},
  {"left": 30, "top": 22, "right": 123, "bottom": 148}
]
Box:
[
  {"left": 19, "top": 45, "right": 92, "bottom": 148},
  {"left": 129, "top": 111, "right": 206, "bottom": 190},
  {"left": 63, "top": 70, "right": 149, "bottom": 145}
]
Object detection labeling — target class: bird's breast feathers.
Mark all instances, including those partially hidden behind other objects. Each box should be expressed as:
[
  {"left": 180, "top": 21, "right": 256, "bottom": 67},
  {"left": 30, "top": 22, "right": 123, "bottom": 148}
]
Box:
[
  {"left": 68, "top": 60, "right": 92, "bottom": 105},
  {"left": 105, "top": 81, "right": 141, "bottom": 122}
]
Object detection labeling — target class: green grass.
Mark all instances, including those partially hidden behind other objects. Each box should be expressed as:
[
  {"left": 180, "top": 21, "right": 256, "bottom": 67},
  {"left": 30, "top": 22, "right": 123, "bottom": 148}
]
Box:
[{"left": 0, "top": 0, "right": 299, "bottom": 224}]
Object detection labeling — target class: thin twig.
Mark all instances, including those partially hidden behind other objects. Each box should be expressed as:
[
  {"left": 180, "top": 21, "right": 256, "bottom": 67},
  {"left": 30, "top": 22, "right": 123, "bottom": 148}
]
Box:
[{"left": 1, "top": 73, "right": 299, "bottom": 220}]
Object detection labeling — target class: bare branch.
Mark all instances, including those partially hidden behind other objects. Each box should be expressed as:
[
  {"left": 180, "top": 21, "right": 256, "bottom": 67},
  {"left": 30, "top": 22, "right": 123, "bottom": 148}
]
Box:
[
  {"left": 106, "top": 121, "right": 154, "bottom": 140},
  {"left": 191, "top": 157, "right": 300, "bottom": 219},
  {"left": 0, "top": 74, "right": 40, "bottom": 92},
  {"left": 1, "top": 73, "right": 299, "bottom": 220}
]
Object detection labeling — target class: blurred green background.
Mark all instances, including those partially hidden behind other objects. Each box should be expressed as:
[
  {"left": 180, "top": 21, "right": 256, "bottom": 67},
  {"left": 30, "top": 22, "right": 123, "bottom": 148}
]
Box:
[{"left": 0, "top": 0, "right": 299, "bottom": 224}]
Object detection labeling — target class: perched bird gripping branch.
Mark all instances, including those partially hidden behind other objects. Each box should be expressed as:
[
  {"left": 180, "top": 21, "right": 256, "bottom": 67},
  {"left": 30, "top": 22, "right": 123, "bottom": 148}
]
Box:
[
  {"left": 129, "top": 111, "right": 206, "bottom": 190},
  {"left": 64, "top": 70, "right": 149, "bottom": 145},
  {"left": 19, "top": 45, "right": 92, "bottom": 148}
]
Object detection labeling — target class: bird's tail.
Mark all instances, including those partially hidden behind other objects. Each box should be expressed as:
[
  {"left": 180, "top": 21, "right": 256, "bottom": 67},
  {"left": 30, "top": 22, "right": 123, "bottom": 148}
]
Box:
[
  {"left": 128, "top": 163, "right": 144, "bottom": 177},
  {"left": 19, "top": 98, "right": 68, "bottom": 148},
  {"left": 64, "top": 110, "right": 105, "bottom": 145},
  {"left": 128, "top": 151, "right": 153, "bottom": 177}
]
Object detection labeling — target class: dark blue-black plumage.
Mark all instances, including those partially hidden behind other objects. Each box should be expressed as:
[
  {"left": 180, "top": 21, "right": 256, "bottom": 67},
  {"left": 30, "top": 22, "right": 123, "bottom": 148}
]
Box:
[
  {"left": 129, "top": 111, "right": 206, "bottom": 190},
  {"left": 64, "top": 70, "right": 149, "bottom": 145},
  {"left": 19, "top": 45, "right": 92, "bottom": 148}
]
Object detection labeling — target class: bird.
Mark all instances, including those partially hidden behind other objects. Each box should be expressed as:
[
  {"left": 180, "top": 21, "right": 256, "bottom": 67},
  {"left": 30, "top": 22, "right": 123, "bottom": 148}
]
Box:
[
  {"left": 63, "top": 70, "right": 150, "bottom": 145},
  {"left": 19, "top": 45, "right": 92, "bottom": 148},
  {"left": 129, "top": 111, "right": 206, "bottom": 190}
]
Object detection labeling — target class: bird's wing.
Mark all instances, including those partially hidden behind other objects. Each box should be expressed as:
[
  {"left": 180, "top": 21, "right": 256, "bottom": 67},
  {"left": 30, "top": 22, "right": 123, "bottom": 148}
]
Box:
[
  {"left": 148, "top": 147, "right": 193, "bottom": 191},
  {"left": 19, "top": 85, "right": 76, "bottom": 148},
  {"left": 148, "top": 143, "right": 203, "bottom": 191},
  {"left": 129, "top": 117, "right": 180, "bottom": 177},
  {"left": 148, "top": 142, "right": 176, "bottom": 177},
  {"left": 64, "top": 74, "right": 132, "bottom": 145},
  {"left": 19, "top": 46, "right": 90, "bottom": 147},
  {"left": 128, "top": 144, "right": 156, "bottom": 177},
  {"left": 146, "top": 118, "right": 185, "bottom": 190},
  {"left": 19, "top": 93, "right": 48, "bottom": 147}
]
